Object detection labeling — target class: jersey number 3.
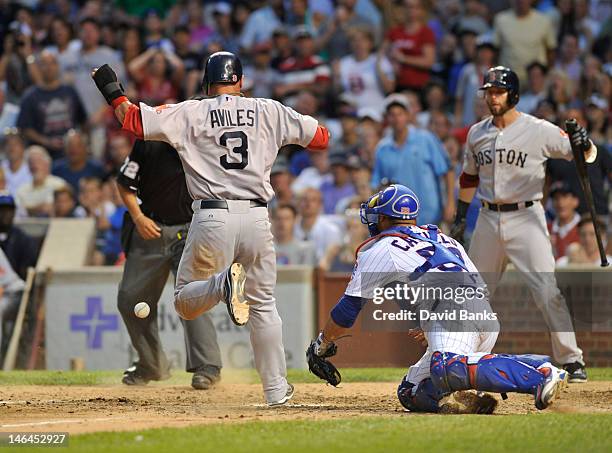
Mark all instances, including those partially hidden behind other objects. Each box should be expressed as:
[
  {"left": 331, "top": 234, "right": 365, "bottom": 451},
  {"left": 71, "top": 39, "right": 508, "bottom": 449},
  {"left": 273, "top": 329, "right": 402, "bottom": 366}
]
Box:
[{"left": 220, "top": 131, "right": 248, "bottom": 170}]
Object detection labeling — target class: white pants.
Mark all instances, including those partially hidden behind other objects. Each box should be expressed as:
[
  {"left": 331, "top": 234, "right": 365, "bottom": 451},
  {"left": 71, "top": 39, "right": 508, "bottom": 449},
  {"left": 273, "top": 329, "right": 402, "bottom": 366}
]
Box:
[
  {"left": 174, "top": 201, "right": 288, "bottom": 404},
  {"left": 469, "top": 203, "right": 583, "bottom": 365}
]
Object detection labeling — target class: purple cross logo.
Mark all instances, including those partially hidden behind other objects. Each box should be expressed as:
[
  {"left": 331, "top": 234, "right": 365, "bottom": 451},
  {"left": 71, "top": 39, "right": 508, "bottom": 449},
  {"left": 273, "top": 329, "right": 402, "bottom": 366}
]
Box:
[{"left": 70, "top": 297, "right": 119, "bottom": 349}]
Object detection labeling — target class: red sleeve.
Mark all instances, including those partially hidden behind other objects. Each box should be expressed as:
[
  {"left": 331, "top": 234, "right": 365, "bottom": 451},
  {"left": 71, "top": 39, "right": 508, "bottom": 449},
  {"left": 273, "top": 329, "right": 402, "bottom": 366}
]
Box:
[
  {"left": 421, "top": 26, "right": 436, "bottom": 45},
  {"left": 121, "top": 103, "right": 144, "bottom": 139},
  {"left": 459, "top": 172, "right": 479, "bottom": 188},
  {"left": 307, "top": 125, "right": 330, "bottom": 151}
]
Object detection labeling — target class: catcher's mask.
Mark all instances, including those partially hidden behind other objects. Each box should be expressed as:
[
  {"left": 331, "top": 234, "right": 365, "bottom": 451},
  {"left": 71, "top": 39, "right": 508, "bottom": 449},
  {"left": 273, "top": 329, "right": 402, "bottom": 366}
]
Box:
[{"left": 360, "top": 184, "right": 420, "bottom": 237}]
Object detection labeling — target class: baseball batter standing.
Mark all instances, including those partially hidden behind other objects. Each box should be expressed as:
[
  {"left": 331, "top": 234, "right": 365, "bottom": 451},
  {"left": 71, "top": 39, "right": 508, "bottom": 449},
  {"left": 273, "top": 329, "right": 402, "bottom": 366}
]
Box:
[
  {"left": 92, "top": 51, "right": 330, "bottom": 405},
  {"left": 116, "top": 138, "right": 222, "bottom": 389},
  {"left": 450, "top": 66, "right": 597, "bottom": 383}
]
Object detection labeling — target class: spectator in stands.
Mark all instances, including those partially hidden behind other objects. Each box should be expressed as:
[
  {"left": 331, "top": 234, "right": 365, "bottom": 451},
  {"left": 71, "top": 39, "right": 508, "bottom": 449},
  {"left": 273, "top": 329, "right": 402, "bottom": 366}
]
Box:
[
  {"left": 428, "top": 110, "right": 452, "bottom": 143},
  {"left": 142, "top": 8, "right": 174, "bottom": 52},
  {"left": 585, "top": 95, "right": 609, "bottom": 148},
  {"left": 454, "top": 37, "right": 497, "bottom": 127},
  {"left": 291, "top": 148, "right": 332, "bottom": 193},
  {"left": 371, "top": 94, "right": 454, "bottom": 226},
  {"left": 206, "top": 2, "right": 240, "bottom": 55},
  {"left": 517, "top": 62, "right": 549, "bottom": 115},
  {"left": 45, "top": 17, "right": 80, "bottom": 67},
  {"left": 0, "top": 84, "right": 19, "bottom": 140},
  {"left": 1, "top": 132, "right": 31, "bottom": 196},
  {"left": 17, "top": 51, "right": 87, "bottom": 159},
  {"left": 274, "top": 27, "right": 331, "bottom": 103},
  {"left": 59, "top": 17, "right": 126, "bottom": 157},
  {"left": 0, "top": 192, "right": 37, "bottom": 280},
  {"left": 383, "top": 0, "right": 436, "bottom": 92},
  {"left": 270, "top": 155, "right": 294, "bottom": 210},
  {"left": 555, "top": 33, "right": 582, "bottom": 83},
  {"left": 321, "top": 211, "right": 368, "bottom": 272},
  {"left": 75, "top": 176, "right": 114, "bottom": 265},
  {"left": 0, "top": 21, "right": 41, "bottom": 104},
  {"left": 335, "top": 163, "right": 372, "bottom": 213},
  {"left": 417, "top": 81, "right": 449, "bottom": 128},
  {"left": 118, "top": 26, "right": 144, "bottom": 68},
  {"left": 128, "top": 47, "right": 185, "bottom": 105},
  {"left": 317, "top": 0, "right": 372, "bottom": 62},
  {"left": 548, "top": 181, "right": 581, "bottom": 260},
  {"left": 107, "top": 134, "right": 133, "bottom": 174},
  {"left": 273, "top": 203, "right": 316, "bottom": 266},
  {"left": 171, "top": 25, "right": 202, "bottom": 100},
  {"left": 557, "top": 216, "right": 612, "bottom": 266},
  {"left": 15, "top": 146, "right": 67, "bottom": 218},
  {"left": 493, "top": 0, "right": 556, "bottom": 84},
  {"left": 52, "top": 129, "right": 105, "bottom": 195},
  {"left": 355, "top": 116, "right": 382, "bottom": 168},
  {"left": 320, "top": 150, "right": 356, "bottom": 214},
  {"left": 334, "top": 26, "right": 394, "bottom": 114},
  {"left": 547, "top": 69, "right": 575, "bottom": 112},
  {"left": 52, "top": 185, "right": 79, "bottom": 218},
  {"left": 294, "top": 187, "right": 342, "bottom": 262},
  {"left": 243, "top": 44, "right": 276, "bottom": 99},
  {"left": 239, "top": 0, "right": 285, "bottom": 56},
  {"left": 183, "top": 0, "right": 214, "bottom": 53},
  {"left": 270, "top": 26, "right": 293, "bottom": 71},
  {"left": 579, "top": 54, "right": 604, "bottom": 100},
  {"left": 454, "top": 0, "right": 490, "bottom": 36}
]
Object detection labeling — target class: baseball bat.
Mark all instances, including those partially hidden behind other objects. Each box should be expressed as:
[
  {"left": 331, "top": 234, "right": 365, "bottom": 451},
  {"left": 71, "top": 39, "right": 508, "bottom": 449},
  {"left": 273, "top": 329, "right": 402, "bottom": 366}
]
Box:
[{"left": 564, "top": 119, "right": 609, "bottom": 267}]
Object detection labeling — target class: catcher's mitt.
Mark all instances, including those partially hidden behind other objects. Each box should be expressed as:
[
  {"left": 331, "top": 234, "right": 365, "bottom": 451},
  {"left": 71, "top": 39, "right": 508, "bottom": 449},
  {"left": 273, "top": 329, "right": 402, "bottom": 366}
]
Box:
[{"left": 306, "top": 341, "right": 341, "bottom": 386}]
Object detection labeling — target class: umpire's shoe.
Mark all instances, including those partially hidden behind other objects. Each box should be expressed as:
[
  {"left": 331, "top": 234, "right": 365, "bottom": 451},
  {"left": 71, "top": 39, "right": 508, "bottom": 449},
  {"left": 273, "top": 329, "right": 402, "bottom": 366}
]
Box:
[
  {"left": 563, "top": 362, "right": 588, "bottom": 383},
  {"left": 192, "top": 367, "right": 221, "bottom": 390},
  {"left": 534, "top": 364, "right": 568, "bottom": 410},
  {"left": 224, "top": 263, "right": 249, "bottom": 326},
  {"left": 268, "top": 383, "right": 295, "bottom": 407},
  {"left": 122, "top": 363, "right": 171, "bottom": 386}
]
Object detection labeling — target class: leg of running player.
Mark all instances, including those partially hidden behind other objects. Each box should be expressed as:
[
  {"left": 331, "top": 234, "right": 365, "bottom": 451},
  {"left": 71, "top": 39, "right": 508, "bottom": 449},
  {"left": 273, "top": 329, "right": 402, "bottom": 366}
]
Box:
[
  {"left": 503, "top": 204, "right": 583, "bottom": 365},
  {"left": 237, "top": 205, "right": 290, "bottom": 404},
  {"left": 174, "top": 205, "right": 235, "bottom": 319}
]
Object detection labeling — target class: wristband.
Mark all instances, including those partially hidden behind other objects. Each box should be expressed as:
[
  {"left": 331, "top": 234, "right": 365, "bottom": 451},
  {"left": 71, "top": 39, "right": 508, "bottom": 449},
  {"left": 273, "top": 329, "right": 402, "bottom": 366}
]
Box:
[{"left": 112, "top": 96, "right": 128, "bottom": 109}]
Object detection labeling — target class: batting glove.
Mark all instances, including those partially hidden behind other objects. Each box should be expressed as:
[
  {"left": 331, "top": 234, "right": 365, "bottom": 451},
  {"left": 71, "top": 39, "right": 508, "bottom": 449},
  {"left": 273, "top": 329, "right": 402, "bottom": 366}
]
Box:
[
  {"left": 449, "top": 200, "right": 469, "bottom": 245},
  {"left": 92, "top": 64, "right": 126, "bottom": 106},
  {"left": 569, "top": 124, "right": 591, "bottom": 153}
]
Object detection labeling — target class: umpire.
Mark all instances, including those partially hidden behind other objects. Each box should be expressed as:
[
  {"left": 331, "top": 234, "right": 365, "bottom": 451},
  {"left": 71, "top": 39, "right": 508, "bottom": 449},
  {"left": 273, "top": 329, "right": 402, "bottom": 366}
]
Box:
[{"left": 116, "top": 138, "right": 222, "bottom": 389}]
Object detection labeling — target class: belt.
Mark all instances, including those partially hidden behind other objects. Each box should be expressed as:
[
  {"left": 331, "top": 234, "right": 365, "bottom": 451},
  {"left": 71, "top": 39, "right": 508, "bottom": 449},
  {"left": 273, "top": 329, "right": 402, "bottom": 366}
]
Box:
[
  {"left": 481, "top": 200, "right": 535, "bottom": 212},
  {"left": 199, "top": 199, "right": 267, "bottom": 209}
]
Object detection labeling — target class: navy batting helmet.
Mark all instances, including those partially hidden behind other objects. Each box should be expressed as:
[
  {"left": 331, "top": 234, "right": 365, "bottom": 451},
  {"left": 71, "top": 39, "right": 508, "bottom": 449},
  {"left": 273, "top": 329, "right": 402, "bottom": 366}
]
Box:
[
  {"left": 202, "top": 51, "right": 243, "bottom": 91},
  {"left": 360, "top": 184, "right": 420, "bottom": 237},
  {"left": 479, "top": 66, "right": 520, "bottom": 106}
]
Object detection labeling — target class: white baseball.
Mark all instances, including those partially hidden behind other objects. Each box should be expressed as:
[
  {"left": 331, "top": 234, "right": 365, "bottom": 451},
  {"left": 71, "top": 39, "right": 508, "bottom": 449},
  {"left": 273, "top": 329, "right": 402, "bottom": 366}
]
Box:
[{"left": 134, "top": 302, "right": 150, "bottom": 318}]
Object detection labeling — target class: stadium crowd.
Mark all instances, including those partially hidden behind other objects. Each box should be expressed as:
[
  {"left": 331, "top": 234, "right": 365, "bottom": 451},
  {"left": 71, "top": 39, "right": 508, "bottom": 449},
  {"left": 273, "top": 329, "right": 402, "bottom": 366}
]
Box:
[{"left": 0, "top": 0, "right": 610, "bottom": 274}]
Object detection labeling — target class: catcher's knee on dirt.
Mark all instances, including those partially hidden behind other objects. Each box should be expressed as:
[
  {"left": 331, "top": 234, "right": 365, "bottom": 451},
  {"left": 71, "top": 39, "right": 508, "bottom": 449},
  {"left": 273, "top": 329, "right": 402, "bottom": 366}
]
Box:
[
  {"left": 397, "top": 376, "right": 443, "bottom": 413},
  {"left": 430, "top": 351, "right": 547, "bottom": 395}
]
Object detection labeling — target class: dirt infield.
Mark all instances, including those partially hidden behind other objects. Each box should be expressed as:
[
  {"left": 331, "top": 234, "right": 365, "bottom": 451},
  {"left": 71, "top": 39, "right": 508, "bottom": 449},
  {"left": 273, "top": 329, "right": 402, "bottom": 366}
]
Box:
[{"left": 1, "top": 381, "right": 611, "bottom": 434}]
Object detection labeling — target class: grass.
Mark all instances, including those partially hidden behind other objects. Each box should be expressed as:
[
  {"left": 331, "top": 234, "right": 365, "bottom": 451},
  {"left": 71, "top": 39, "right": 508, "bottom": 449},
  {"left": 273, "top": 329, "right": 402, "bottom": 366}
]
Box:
[
  {"left": 1, "top": 367, "right": 611, "bottom": 386},
  {"left": 13, "top": 414, "right": 612, "bottom": 453}
]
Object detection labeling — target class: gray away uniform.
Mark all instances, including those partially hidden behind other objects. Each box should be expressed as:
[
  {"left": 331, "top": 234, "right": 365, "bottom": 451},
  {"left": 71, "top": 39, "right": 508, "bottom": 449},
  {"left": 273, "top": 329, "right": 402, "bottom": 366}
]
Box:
[
  {"left": 139, "top": 95, "right": 318, "bottom": 403},
  {"left": 464, "top": 112, "right": 583, "bottom": 364}
]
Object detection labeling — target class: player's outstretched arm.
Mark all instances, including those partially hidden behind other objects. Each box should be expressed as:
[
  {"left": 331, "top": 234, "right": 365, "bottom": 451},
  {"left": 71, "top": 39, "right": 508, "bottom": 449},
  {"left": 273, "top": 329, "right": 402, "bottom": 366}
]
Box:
[{"left": 91, "top": 64, "right": 144, "bottom": 138}]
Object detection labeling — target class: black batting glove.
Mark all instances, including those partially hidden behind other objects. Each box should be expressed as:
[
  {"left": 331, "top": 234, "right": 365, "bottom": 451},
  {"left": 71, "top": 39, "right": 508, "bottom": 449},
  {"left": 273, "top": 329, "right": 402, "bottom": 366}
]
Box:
[
  {"left": 569, "top": 124, "right": 591, "bottom": 154},
  {"left": 449, "top": 200, "right": 470, "bottom": 245},
  {"left": 92, "top": 64, "right": 125, "bottom": 106}
]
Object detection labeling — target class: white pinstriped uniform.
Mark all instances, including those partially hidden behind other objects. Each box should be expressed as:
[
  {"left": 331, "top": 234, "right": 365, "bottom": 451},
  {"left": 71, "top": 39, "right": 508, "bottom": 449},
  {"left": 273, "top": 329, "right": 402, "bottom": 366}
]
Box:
[{"left": 345, "top": 225, "right": 499, "bottom": 385}]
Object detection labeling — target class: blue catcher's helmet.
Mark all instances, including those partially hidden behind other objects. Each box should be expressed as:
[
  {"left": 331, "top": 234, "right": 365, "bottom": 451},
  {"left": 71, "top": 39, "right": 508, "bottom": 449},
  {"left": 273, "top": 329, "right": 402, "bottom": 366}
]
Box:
[{"left": 360, "top": 184, "right": 420, "bottom": 237}]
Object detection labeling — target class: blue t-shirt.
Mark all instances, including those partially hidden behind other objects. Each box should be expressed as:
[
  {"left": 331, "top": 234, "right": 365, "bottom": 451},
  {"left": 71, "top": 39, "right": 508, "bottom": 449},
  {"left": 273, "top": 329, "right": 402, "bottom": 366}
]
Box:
[{"left": 52, "top": 159, "right": 106, "bottom": 195}]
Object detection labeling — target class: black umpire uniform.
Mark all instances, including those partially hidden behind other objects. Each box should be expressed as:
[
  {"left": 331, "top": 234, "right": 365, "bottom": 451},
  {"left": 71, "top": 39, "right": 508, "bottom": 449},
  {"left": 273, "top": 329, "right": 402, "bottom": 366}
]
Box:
[{"left": 116, "top": 139, "right": 222, "bottom": 388}]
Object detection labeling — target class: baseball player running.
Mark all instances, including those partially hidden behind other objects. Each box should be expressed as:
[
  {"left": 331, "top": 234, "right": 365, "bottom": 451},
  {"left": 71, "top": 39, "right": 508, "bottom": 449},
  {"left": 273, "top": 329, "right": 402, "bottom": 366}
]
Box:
[
  {"left": 307, "top": 184, "right": 568, "bottom": 413},
  {"left": 450, "top": 66, "right": 597, "bottom": 383},
  {"left": 117, "top": 138, "right": 222, "bottom": 389},
  {"left": 92, "top": 51, "right": 330, "bottom": 405}
]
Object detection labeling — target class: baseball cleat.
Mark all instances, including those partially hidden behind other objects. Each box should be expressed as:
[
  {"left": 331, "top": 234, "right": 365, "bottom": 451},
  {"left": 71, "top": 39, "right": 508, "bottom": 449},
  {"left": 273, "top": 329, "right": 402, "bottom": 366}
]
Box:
[
  {"left": 268, "top": 383, "right": 294, "bottom": 407},
  {"left": 122, "top": 363, "right": 171, "bottom": 386},
  {"left": 191, "top": 368, "right": 221, "bottom": 390},
  {"left": 534, "top": 363, "right": 568, "bottom": 410},
  {"left": 224, "top": 262, "right": 249, "bottom": 326},
  {"left": 563, "top": 362, "right": 588, "bottom": 383}
]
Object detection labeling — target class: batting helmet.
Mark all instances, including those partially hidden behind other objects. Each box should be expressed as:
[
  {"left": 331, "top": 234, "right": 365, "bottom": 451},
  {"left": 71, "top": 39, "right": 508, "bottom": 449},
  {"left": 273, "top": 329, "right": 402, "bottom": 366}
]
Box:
[
  {"left": 202, "top": 51, "right": 243, "bottom": 91},
  {"left": 479, "top": 66, "right": 520, "bottom": 106},
  {"left": 360, "top": 184, "right": 420, "bottom": 237}
]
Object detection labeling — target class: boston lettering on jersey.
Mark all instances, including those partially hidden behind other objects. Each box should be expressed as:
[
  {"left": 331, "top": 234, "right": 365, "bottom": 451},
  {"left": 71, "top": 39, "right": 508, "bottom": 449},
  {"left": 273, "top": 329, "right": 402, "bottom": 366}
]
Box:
[
  {"left": 210, "top": 109, "right": 255, "bottom": 128},
  {"left": 474, "top": 148, "right": 528, "bottom": 168}
]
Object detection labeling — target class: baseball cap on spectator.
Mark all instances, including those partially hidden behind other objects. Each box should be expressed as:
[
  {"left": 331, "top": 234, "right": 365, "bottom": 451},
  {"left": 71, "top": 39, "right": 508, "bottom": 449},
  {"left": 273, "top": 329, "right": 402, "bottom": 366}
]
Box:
[
  {"left": 212, "top": 2, "right": 232, "bottom": 15},
  {"left": 293, "top": 26, "right": 313, "bottom": 40},
  {"left": 357, "top": 107, "right": 383, "bottom": 123},
  {"left": 272, "top": 26, "right": 289, "bottom": 38},
  {"left": 271, "top": 155, "right": 290, "bottom": 175},
  {"left": 0, "top": 192, "right": 16, "bottom": 208},
  {"left": 384, "top": 93, "right": 411, "bottom": 112},
  {"left": 328, "top": 150, "right": 349, "bottom": 167},
  {"left": 550, "top": 181, "right": 577, "bottom": 198},
  {"left": 586, "top": 94, "right": 609, "bottom": 111},
  {"left": 475, "top": 35, "right": 497, "bottom": 52},
  {"left": 346, "top": 154, "right": 364, "bottom": 170}
]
